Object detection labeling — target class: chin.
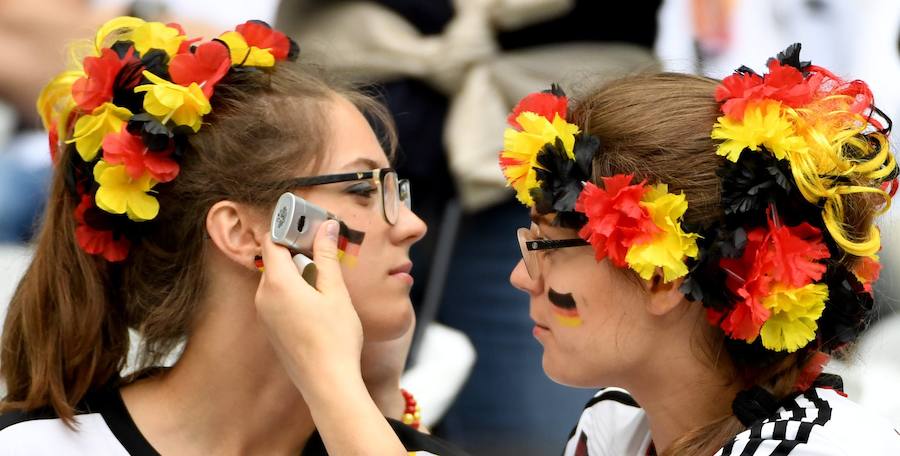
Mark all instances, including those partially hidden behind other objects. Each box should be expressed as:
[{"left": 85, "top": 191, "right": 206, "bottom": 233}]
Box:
[
  {"left": 360, "top": 300, "right": 414, "bottom": 341},
  {"left": 541, "top": 351, "right": 596, "bottom": 388}
]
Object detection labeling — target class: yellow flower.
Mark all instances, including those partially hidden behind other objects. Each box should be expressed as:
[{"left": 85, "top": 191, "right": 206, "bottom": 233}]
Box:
[
  {"left": 134, "top": 71, "right": 211, "bottom": 132},
  {"left": 759, "top": 283, "right": 828, "bottom": 352},
  {"left": 94, "top": 16, "right": 146, "bottom": 53},
  {"left": 500, "top": 112, "right": 579, "bottom": 206},
  {"left": 219, "top": 31, "right": 276, "bottom": 67},
  {"left": 37, "top": 70, "right": 82, "bottom": 130},
  {"left": 67, "top": 103, "right": 133, "bottom": 161},
  {"left": 711, "top": 100, "right": 807, "bottom": 162},
  {"left": 625, "top": 184, "right": 699, "bottom": 282},
  {"left": 93, "top": 160, "right": 159, "bottom": 221},
  {"left": 131, "top": 21, "right": 186, "bottom": 57}
]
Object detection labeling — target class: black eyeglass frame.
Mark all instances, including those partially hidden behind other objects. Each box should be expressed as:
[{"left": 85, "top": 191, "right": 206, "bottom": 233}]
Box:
[
  {"left": 516, "top": 227, "right": 589, "bottom": 279},
  {"left": 274, "top": 168, "right": 410, "bottom": 225}
]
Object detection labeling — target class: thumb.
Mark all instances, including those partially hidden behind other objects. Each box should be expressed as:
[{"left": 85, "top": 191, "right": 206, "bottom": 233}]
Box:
[{"left": 312, "top": 220, "right": 349, "bottom": 296}]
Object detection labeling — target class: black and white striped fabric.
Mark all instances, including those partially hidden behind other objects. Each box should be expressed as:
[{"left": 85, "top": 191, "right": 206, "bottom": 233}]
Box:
[
  {"left": 562, "top": 387, "right": 652, "bottom": 456},
  {"left": 564, "top": 381, "right": 900, "bottom": 456},
  {"left": 716, "top": 387, "right": 900, "bottom": 455}
]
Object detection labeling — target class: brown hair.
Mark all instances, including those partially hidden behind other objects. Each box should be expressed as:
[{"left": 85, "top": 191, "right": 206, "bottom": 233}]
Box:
[
  {"left": 1, "top": 62, "right": 396, "bottom": 422},
  {"left": 570, "top": 72, "right": 884, "bottom": 455}
]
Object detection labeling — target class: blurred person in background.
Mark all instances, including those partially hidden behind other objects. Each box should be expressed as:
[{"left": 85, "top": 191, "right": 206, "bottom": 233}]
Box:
[{"left": 276, "top": 2, "right": 660, "bottom": 453}]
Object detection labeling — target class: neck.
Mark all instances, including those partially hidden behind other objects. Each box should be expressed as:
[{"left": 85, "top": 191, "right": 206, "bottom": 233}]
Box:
[
  {"left": 625, "top": 330, "right": 739, "bottom": 453},
  {"left": 121, "top": 271, "right": 316, "bottom": 455}
]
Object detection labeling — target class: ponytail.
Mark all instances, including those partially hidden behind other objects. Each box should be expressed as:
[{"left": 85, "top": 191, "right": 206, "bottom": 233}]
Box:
[{"left": 1, "top": 149, "right": 129, "bottom": 422}]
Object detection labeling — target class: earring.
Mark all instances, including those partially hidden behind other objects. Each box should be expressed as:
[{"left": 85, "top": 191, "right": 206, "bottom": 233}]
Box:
[{"left": 254, "top": 255, "right": 265, "bottom": 272}]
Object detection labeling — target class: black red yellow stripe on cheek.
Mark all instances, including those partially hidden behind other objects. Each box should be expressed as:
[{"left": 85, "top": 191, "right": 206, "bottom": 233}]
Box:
[
  {"left": 256, "top": 221, "right": 366, "bottom": 271},
  {"left": 548, "top": 288, "right": 582, "bottom": 327}
]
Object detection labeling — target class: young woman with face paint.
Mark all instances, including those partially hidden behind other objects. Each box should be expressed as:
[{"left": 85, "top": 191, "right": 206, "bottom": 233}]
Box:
[
  {"left": 0, "top": 17, "right": 480, "bottom": 455},
  {"left": 255, "top": 45, "right": 900, "bottom": 455}
]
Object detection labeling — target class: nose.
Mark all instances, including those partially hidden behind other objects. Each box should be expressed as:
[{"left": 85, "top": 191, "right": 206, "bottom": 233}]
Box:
[
  {"left": 391, "top": 204, "right": 427, "bottom": 245},
  {"left": 510, "top": 258, "right": 542, "bottom": 295}
]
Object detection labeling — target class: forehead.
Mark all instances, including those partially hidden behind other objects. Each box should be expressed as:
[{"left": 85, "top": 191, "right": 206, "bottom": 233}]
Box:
[{"left": 320, "top": 95, "right": 390, "bottom": 172}]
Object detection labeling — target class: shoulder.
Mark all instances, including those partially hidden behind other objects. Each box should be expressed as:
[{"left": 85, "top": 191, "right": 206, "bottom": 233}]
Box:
[
  {"left": 717, "top": 387, "right": 900, "bottom": 456},
  {"left": 0, "top": 386, "right": 155, "bottom": 455},
  {"left": 0, "top": 406, "right": 128, "bottom": 455},
  {"left": 563, "top": 387, "right": 651, "bottom": 456}
]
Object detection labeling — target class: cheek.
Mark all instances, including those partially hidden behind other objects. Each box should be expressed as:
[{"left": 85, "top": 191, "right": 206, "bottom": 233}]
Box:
[
  {"left": 343, "top": 263, "right": 414, "bottom": 342},
  {"left": 540, "top": 327, "right": 599, "bottom": 387}
]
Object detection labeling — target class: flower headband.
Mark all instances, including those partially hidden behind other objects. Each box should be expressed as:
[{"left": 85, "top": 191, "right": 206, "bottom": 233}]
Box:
[
  {"left": 499, "top": 44, "right": 897, "bottom": 355},
  {"left": 499, "top": 86, "right": 700, "bottom": 284},
  {"left": 38, "top": 17, "right": 299, "bottom": 261}
]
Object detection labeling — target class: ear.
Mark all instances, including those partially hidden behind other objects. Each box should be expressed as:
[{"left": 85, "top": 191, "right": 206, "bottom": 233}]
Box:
[
  {"left": 641, "top": 269, "right": 687, "bottom": 317},
  {"left": 206, "top": 200, "right": 267, "bottom": 271}
]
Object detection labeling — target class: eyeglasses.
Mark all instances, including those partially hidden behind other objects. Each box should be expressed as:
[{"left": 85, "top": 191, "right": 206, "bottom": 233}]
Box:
[
  {"left": 516, "top": 227, "right": 589, "bottom": 279},
  {"left": 276, "top": 168, "right": 411, "bottom": 225}
]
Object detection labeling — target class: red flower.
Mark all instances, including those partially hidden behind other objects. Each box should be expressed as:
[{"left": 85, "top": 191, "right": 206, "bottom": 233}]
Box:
[
  {"left": 575, "top": 175, "right": 660, "bottom": 267},
  {"left": 718, "top": 227, "right": 773, "bottom": 340},
  {"left": 507, "top": 91, "right": 568, "bottom": 129},
  {"left": 853, "top": 255, "right": 881, "bottom": 294},
  {"left": 48, "top": 123, "right": 60, "bottom": 164},
  {"left": 74, "top": 194, "right": 92, "bottom": 224},
  {"left": 766, "top": 219, "right": 830, "bottom": 287},
  {"left": 102, "top": 130, "right": 180, "bottom": 182},
  {"left": 76, "top": 225, "right": 131, "bottom": 262},
  {"left": 236, "top": 21, "right": 291, "bottom": 61},
  {"left": 168, "top": 22, "right": 201, "bottom": 55},
  {"left": 72, "top": 47, "right": 132, "bottom": 111},
  {"left": 73, "top": 194, "right": 130, "bottom": 262},
  {"left": 759, "top": 60, "right": 816, "bottom": 108},
  {"left": 169, "top": 40, "right": 231, "bottom": 98},
  {"left": 716, "top": 211, "right": 830, "bottom": 341},
  {"left": 707, "top": 289, "right": 771, "bottom": 342},
  {"left": 716, "top": 71, "right": 763, "bottom": 119},
  {"left": 716, "top": 61, "right": 823, "bottom": 119}
]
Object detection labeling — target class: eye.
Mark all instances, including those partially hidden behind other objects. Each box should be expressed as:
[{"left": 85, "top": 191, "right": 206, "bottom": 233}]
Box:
[{"left": 346, "top": 182, "right": 377, "bottom": 199}]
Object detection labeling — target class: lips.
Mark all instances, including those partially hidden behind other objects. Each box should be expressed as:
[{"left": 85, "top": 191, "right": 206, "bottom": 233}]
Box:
[
  {"left": 389, "top": 261, "right": 412, "bottom": 275},
  {"left": 531, "top": 315, "right": 550, "bottom": 331}
]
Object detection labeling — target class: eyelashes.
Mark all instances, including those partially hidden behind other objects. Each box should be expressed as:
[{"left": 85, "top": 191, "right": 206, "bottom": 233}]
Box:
[{"left": 548, "top": 288, "right": 576, "bottom": 310}]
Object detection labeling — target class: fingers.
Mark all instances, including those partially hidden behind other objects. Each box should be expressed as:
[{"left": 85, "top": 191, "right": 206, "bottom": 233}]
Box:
[{"left": 311, "top": 220, "right": 348, "bottom": 297}]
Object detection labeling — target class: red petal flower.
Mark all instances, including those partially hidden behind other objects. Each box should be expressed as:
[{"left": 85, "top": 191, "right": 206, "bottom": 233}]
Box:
[
  {"left": 852, "top": 255, "right": 881, "bottom": 294},
  {"left": 167, "top": 22, "right": 201, "bottom": 54},
  {"left": 74, "top": 194, "right": 92, "bottom": 224},
  {"left": 235, "top": 21, "right": 290, "bottom": 60},
  {"left": 48, "top": 123, "right": 60, "bottom": 164},
  {"left": 707, "top": 287, "right": 771, "bottom": 342},
  {"left": 73, "top": 194, "right": 130, "bottom": 262},
  {"left": 716, "top": 72, "right": 763, "bottom": 119},
  {"left": 169, "top": 40, "right": 231, "bottom": 98},
  {"left": 766, "top": 218, "right": 830, "bottom": 287},
  {"left": 716, "top": 210, "right": 830, "bottom": 341},
  {"left": 759, "top": 60, "right": 816, "bottom": 108},
  {"left": 72, "top": 48, "right": 130, "bottom": 112},
  {"left": 507, "top": 91, "right": 568, "bottom": 129},
  {"left": 102, "top": 130, "right": 180, "bottom": 182},
  {"left": 75, "top": 224, "right": 131, "bottom": 262},
  {"left": 575, "top": 175, "right": 660, "bottom": 267}
]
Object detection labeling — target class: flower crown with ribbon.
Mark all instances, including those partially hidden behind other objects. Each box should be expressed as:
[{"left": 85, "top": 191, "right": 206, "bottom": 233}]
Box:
[
  {"left": 37, "top": 17, "right": 299, "bottom": 262},
  {"left": 499, "top": 44, "right": 897, "bottom": 355}
]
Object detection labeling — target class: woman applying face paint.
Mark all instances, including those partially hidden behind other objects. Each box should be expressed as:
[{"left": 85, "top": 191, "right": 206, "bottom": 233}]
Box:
[{"left": 254, "top": 44, "right": 900, "bottom": 456}]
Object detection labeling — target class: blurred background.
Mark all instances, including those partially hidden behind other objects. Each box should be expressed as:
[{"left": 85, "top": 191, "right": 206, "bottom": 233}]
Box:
[{"left": 0, "top": 1, "right": 898, "bottom": 455}]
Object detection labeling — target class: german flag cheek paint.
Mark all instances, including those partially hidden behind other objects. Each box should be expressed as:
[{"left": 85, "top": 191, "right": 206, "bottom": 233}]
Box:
[{"left": 548, "top": 288, "right": 582, "bottom": 327}]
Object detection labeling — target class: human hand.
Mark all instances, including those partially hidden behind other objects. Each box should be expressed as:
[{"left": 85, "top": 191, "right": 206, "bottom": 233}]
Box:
[
  {"left": 255, "top": 220, "right": 406, "bottom": 454},
  {"left": 255, "top": 220, "right": 363, "bottom": 390}
]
